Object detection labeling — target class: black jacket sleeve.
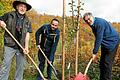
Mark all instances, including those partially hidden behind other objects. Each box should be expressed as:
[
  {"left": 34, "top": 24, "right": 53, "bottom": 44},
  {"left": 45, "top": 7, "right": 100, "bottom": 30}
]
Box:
[{"left": 35, "top": 25, "right": 45, "bottom": 45}]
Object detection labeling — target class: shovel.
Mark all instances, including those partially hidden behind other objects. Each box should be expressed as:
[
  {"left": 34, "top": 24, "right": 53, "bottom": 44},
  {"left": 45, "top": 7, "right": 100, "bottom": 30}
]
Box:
[
  {"left": 74, "top": 58, "right": 92, "bottom": 80},
  {"left": 38, "top": 47, "right": 61, "bottom": 80},
  {"left": 4, "top": 27, "right": 46, "bottom": 80}
]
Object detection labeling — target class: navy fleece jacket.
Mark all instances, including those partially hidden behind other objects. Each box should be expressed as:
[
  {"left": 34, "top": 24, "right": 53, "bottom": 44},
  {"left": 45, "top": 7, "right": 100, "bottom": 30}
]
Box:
[
  {"left": 90, "top": 17, "right": 120, "bottom": 54},
  {"left": 35, "top": 24, "right": 60, "bottom": 61}
]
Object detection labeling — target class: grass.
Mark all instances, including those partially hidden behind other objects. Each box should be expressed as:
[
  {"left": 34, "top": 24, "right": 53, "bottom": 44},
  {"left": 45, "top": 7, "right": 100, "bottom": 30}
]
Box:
[{"left": 0, "top": 47, "right": 120, "bottom": 80}]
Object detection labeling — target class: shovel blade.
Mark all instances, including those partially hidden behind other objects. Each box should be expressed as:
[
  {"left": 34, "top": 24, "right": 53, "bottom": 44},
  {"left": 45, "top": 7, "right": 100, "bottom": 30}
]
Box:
[{"left": 74, "top": 72, "right": 89, "bottom": 80}]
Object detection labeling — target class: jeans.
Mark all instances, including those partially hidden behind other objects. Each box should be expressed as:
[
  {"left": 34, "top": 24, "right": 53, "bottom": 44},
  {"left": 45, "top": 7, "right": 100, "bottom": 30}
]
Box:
[{"left": 0, "top": 46, "right": 25, "bottom": 80}]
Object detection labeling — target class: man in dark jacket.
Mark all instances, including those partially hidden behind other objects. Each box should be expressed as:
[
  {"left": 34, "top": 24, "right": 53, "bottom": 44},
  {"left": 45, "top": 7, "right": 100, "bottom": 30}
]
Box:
[
  {"left": 0, "top": 0, "right": 32, "bottom": 80},
  {"left": 35, "top": 18, "right": 60, "bottom": 80},
  {"left": 83, "top": 12, "right": 120, "bottom": 80}
]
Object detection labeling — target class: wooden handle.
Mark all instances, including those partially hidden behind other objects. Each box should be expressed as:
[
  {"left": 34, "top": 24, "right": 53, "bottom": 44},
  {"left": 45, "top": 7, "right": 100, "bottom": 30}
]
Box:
[
  {"left": 39, "top": 47, "right": 59, "bottom": 80},
  {"left": 84, "top": 58, "right": 92, "bottom": 76}
]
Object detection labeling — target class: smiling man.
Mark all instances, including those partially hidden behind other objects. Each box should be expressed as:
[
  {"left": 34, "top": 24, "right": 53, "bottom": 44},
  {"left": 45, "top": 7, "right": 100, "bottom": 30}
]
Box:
[
  {"left": 83, "top": 12, "right": 120, "bottom": 80},
  {"left": 0, "top": 0, "right": 32, "bottom": 80},
  {"left": 35, "top": 18, "right": 60, "bottom": 80}
]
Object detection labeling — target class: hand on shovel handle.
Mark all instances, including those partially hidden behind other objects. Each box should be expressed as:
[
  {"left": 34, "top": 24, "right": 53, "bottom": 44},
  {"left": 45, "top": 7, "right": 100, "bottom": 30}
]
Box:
[
  {"left": 0, "top": 20, "right": 6, "bottom": 28},
  {"left": 23, "top": 48, "right": 29, "bottom": 54},
  {"left": 92, "top": 54, "right": 98, "bottom": 63},
  {"left": 47, "top": 59, "right": 52, "bottom": 65}
]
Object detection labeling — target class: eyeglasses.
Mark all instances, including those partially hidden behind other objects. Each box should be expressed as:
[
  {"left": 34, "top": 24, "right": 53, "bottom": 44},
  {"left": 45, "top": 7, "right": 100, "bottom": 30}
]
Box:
[
  {"left": 84, "top": 18, "right": 91, "bottom": 22},
  {"left": 52, "top": 24, "right": 58, "bottom": 27}
]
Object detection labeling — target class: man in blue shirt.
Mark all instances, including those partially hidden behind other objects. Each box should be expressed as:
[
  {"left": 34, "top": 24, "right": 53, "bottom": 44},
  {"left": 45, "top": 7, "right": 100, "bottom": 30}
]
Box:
[
  {"left": 83, "top": 12, "right": 119, "bottom": 80},
  {"left": 35, "top": 18, "right": 60, "bottom": 80}
]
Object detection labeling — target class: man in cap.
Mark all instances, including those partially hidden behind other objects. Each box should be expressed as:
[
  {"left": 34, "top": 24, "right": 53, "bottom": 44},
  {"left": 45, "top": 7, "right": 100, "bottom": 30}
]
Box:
[{"left": 0, "top": 0, "right": 32, "bottom": 80}]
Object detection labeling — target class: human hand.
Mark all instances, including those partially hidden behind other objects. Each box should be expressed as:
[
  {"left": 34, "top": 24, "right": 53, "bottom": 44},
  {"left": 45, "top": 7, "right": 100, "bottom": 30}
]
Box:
[
  {"left": 23, "top": 48, "right": 29, "bottom": 54},
  {"left": 0, "top": 20, "right": 6, "bottom": 28},
  {"left": 37, "top": 45, "right": 40, "bottom": 49},
  {"left": 92, "top": 54, "right": 98, "bottom": 63},
  {"left": 48, "top": 61, "right": 52, "bottom": 64}
]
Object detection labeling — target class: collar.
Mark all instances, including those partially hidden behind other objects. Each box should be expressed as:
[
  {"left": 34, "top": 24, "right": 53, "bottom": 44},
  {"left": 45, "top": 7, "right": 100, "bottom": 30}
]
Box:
[{"left": 16, "top": 11, "right": 25, "bottom": 19}]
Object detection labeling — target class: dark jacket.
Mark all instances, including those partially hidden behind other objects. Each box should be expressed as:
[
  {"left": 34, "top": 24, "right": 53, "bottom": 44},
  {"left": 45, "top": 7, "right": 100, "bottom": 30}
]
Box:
[
  {"left": 35, "top": 24, "right": 60, "bottom": 61},
  {"left": 90, "top": 17, "right": 120, "bottom": 54},
  {"left": 0, "top": 11, "right": 32, "bottom": 48}
]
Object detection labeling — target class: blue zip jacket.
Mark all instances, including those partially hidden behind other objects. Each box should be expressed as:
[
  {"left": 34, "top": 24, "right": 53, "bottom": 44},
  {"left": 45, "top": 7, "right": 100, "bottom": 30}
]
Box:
[
  {"left": 90, "top": 17, "right": 120, "bottom": 54},
  {"left": 35, "top": 24, "right": 60, "bottom": 61}
]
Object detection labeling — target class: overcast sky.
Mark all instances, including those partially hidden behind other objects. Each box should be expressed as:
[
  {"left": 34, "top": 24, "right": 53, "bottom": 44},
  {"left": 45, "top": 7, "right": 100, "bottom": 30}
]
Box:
[{"left": 27, "top": 0, "right": 120, "bottom": 22}]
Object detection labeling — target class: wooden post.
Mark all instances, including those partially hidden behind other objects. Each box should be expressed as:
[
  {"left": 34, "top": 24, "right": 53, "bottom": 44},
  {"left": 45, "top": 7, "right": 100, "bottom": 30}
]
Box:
[
  {"left": 75, "top": 0, "right": 80, "bottom": 75},
  {"left": 62, "top": 0, "right": 66, "bottom": 80},
  {"left": 71, "top": 0, "right": 74, "bottom": 27}
]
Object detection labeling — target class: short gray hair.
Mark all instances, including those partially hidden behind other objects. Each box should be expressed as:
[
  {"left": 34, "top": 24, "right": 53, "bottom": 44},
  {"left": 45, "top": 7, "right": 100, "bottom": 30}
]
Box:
[{"left": 83, "top": 12, "right": 93, "bottom": 20}]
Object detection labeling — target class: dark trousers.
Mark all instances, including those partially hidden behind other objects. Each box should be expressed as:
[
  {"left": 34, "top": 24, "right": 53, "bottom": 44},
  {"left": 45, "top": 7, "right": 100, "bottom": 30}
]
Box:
[
  {"left": 100, "top": 43, "right": 119, "bottom": 80},
  {"left": 37, "top": 50, "right": 53, "bottom": 80}
]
